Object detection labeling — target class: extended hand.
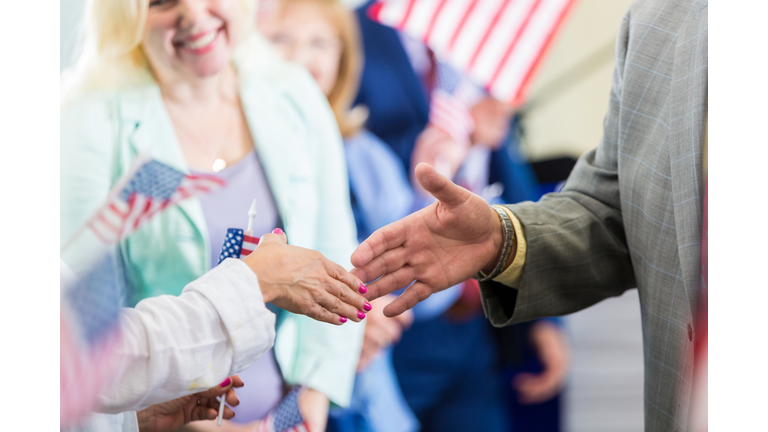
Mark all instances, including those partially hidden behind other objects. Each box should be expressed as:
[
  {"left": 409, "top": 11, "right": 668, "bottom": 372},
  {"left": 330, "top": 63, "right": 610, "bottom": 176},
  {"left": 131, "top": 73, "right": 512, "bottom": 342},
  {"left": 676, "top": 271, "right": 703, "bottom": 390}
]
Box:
[
  {"left": 244, "top": 230, "right": 369, "bottom": 325},
  {"left": 137, "top": 376, "right": 242, "bottom": 432},
  {"left": 351, "top": 163, "right": 504, "bottom": 317}
]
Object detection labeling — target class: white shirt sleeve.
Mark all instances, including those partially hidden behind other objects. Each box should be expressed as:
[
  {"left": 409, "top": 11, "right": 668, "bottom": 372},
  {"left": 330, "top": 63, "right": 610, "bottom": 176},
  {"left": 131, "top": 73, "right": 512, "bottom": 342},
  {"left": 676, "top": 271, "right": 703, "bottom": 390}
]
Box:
[{"left": 96, "top": 258, "right": 276, "bottom": 414}]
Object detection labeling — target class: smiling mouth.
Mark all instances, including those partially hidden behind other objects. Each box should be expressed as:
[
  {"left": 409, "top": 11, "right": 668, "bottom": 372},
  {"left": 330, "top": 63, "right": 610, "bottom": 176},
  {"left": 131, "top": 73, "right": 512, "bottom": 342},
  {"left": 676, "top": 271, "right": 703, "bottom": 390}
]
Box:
[{"left": 178, "top": 28, "right": 220, "bottom": 51}]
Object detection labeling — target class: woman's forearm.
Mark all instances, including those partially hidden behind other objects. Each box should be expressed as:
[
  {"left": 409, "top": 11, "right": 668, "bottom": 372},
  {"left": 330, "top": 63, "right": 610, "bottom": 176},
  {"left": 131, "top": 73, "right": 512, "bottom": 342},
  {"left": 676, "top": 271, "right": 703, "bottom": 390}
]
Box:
[{"left": 96, "top": 260, "right": 276, "bottom": 414}]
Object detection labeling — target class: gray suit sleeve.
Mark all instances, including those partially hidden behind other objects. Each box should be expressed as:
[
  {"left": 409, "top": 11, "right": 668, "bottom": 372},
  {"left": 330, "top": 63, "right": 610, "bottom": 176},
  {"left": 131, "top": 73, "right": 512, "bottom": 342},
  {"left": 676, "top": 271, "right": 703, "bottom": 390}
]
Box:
[{"left": 480, "top": 13, "right": 637, "bottom": 327}]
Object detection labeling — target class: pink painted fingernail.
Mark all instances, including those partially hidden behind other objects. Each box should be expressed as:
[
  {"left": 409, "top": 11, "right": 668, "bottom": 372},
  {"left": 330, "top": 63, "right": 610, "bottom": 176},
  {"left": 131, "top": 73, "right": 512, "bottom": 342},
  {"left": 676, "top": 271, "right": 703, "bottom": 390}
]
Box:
[
  {"left": 364, "top": 302, "right": 372, "bottom": 311},
  {"left": 340, "top": 316, "right": 348, "bottom": 323},
  {"left": 219, "top": 377, "right": 232, "bottom": 387},
  {"left": 359, "top": 283, "right": 367, "bottom": 294},
  {"left": 272, "top": 228, "right": 284, "bottom": 235},
  {"left": 358, "top": 311, "right": 366, "bottom": 320}
]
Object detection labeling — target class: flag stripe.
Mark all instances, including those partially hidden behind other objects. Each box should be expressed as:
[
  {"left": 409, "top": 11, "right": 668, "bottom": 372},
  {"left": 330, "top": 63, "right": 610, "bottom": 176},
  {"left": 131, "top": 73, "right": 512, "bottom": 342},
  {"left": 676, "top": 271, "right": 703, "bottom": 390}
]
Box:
[
  {"left": 447, "top": 0, "right": 481, "bottom": 52},
  {"left": 427, "top": 0, "right": 471, "bottom": 54},
  {"left": 96, "top": 213, "right": 121, "bottom": 234},
  {"left": 371, "top": 0, "right": 576, "bottom": 104},
  {"left": 398, "top": 0, "right": 418, "bottom": 28},
  {"left": 449, "top": 0, "right": 504, "bottom": 69},
  {"left": 87, "top": 220, "right": 116, "bottom": 244},
  {"left": 108, "top": 202, "right": 129, "bottom": 219},
  {"left": 489, "top": 0, "right": 545, "bottom": 92},
  {"left": 423, "top": 0, "right": 450, "bottom": 42},
  {"left": 466, "top": 0, "right": 513, "bottom": 70},
  {"left": 491, "top": 0, "right": 568, "bottom": 102},
  {"left": 470, "top": 0, "right": 536, "bottom": 83},
  {"left": 511, "top": 0, "right": 575, "bottom": 104}
]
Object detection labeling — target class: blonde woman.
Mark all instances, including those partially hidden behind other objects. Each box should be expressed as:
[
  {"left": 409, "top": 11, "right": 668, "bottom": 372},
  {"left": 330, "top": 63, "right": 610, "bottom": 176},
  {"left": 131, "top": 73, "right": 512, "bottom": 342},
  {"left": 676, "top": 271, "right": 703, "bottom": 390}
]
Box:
[
  {"left": 61, "top": 0, "right": 369, "bottom": 431},
  {"left": 259, "top": 1, "right": 419, "bottom": 431}
]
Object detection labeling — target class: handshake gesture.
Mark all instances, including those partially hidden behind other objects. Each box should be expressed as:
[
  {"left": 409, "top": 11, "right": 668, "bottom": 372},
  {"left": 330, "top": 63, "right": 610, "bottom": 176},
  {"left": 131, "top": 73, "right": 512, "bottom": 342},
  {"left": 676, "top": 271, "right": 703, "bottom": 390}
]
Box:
[
  {"left": 351, "top": 163, "right": 511, "bottom": 317},
  {"left": 244, "top": 163, "right": 510, "bottom": 323}
]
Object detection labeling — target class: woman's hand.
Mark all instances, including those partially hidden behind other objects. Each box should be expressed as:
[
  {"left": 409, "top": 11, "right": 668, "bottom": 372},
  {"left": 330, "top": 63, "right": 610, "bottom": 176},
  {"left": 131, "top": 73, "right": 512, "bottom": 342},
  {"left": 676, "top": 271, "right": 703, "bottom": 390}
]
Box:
[
  {"left": 137, "top": 376, "right": 243, "bottom": 432},
  {"left": 357, "top": 295, "right": 414, "bottom": 371},
  {"left": 243, "top": 229, "right": 371, "bottom": 325}
]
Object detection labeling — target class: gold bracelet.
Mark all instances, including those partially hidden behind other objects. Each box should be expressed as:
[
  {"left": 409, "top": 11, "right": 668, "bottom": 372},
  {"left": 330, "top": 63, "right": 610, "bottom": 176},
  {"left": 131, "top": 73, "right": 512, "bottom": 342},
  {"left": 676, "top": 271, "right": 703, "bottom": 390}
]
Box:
[{"left": 473, "top": 205, "right": 515, "bottom": 282}]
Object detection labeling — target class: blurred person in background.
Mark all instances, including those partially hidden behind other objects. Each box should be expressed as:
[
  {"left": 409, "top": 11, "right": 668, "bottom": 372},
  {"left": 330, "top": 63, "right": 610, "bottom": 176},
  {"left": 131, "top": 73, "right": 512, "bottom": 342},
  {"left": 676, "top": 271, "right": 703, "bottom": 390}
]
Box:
[
  {"left": 258, "top": 0, "right": 420, "bottom": 431},
  {"left": 350, "top": 3, "right": 570, "bottom": 431},
  {"left": 60, "top": 0, "right": 371, "bottom": 430}
]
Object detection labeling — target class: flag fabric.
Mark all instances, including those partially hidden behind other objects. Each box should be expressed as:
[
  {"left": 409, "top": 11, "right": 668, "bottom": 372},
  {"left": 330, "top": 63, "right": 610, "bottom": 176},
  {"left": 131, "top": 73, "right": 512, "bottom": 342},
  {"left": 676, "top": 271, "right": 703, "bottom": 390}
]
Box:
[
  {"left": 429, "top": 61, "right": 477, "bottom": 144},
  {"left": 87, "top": 157, "right": 226, "bottom": 244},
  {"left": 61, "top": 155, "right": 225, "bottom": 426},
  {"left": 254, "top": 386, "right": 311, "bottom": 432},
  {"left": 217, "top": 228, "right": 260, "bottom": 265},
  {"left": 60, "top": 256, "right": 124, "bottom": 427},
  {"left": 369, "top": 0, "right": 577, "bottom": 105}
]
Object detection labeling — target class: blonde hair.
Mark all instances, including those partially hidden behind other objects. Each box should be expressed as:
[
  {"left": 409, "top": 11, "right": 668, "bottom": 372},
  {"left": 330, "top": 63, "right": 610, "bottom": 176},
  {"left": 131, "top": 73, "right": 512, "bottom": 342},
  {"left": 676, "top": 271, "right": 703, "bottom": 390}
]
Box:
[
  {"left": 62, "top": 0, "right": 258, "bottom": 104},
  {"left": 273, "top": 0, "right": 367, "bottom": 138}
]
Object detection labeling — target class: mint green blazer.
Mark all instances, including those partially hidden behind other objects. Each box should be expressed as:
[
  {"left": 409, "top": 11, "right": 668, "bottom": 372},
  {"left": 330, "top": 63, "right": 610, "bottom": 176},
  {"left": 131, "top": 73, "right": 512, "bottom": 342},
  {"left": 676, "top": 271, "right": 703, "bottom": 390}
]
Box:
[{"left": 60, "top": 36, "right": 364, "bottom": 406}]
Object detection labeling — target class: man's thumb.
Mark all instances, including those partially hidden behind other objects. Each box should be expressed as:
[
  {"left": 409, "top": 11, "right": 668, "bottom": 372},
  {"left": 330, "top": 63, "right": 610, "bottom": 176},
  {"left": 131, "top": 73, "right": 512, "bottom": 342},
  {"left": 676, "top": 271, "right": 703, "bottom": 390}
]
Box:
[{"left": 414, "top": 163, "right": 470, "bottom": 207}]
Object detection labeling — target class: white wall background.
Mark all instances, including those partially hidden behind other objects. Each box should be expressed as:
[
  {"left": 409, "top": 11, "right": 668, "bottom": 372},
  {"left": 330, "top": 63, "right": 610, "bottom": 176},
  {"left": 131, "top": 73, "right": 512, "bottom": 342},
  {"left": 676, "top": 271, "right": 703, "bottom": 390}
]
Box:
[{"left": 60, "top": 0, "right": 85, "bottom": 71}]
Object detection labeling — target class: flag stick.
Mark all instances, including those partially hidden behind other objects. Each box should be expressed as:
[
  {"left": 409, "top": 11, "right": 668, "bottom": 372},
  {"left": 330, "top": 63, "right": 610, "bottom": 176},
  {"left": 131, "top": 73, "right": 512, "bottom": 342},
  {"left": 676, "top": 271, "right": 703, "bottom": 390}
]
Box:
[
  {"left": 244, "top": 198, "right": 257, "bottom": 236},
  {"left": 217, "top": 394, "right": 226, "bottom": 427}
]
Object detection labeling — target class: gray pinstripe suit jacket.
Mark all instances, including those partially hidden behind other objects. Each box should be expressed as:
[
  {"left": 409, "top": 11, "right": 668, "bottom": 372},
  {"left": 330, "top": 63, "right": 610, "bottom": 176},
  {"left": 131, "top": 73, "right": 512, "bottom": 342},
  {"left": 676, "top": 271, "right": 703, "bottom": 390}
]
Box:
[{"left": 479, "top": 1, "right": 707, "bottom": 430}]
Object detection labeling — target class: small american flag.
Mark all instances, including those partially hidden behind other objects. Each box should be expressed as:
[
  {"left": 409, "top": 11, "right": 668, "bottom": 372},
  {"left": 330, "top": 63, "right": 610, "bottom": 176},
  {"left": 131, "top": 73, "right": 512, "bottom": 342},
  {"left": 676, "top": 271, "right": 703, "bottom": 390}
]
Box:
[
  {"left": 370, "top": 0, "right": 577, "bottom": 105},
  {"left": 217, "top": 228, "right": 260, "bottom": 264},
  {"left": 429, "top": 61, "right": 476, "bottom": 144},
  {"left": 60, "top": 255, "right": 124, "bottom": 426},
  {"left": 254, "top": 386, "right": 310, "bottom": 432},
  {"left": 87, "top": 157, "right": 225, "bottom": 244}
]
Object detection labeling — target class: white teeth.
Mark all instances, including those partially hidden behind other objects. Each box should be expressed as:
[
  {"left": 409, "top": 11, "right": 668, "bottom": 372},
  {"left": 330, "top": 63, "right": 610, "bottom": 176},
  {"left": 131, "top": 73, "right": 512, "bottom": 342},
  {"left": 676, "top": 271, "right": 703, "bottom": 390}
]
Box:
[{"left": 183, "top": 30, "right": 217, "bottom": 50}]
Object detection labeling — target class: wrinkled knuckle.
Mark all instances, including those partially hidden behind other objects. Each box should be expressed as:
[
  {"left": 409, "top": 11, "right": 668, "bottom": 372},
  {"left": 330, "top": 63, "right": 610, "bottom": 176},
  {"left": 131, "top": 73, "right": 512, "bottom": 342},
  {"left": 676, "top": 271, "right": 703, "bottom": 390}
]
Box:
[
  {"left": 331, "top": 296, "right": 343, "bottom": 312},
  {"left": 300, "top": 298, "right": 316, "bottom": 313},
  {"left": 318, "top": 307, "right": 333, "bottom": 322},
  {"left": 309, "top": 303, "right": 325, "bottom": 320}
]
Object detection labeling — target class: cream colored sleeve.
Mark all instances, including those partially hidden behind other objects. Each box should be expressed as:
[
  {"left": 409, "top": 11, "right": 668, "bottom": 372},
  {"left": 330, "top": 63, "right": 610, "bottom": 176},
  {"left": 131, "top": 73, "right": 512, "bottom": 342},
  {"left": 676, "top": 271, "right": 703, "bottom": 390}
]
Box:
[{"left": 491, "top": 206, "right": 528, "bottom": 288}]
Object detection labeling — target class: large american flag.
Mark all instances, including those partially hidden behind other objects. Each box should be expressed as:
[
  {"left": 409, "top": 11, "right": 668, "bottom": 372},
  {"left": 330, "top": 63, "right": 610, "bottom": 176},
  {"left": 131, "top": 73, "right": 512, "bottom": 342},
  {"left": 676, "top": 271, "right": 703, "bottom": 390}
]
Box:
[
  {"left": 87, "top": 157, "right": 225, "bottom": 244},
  {"left": 254, "top": 386, "right": 310, "bottom": 432},
  {"left": 217, "top": 228, "right": 260, "bottom": 264},
  {"left": 369, "top": 0, "right": 577, "bottom": 105}
]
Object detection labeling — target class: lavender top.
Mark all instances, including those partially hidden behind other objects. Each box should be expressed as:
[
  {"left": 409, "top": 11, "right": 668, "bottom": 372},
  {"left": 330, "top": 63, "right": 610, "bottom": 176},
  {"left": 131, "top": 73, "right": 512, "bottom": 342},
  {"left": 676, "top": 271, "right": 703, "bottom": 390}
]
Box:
[{"left": 192, "top": 150, "right": 284, "bottom": 421}]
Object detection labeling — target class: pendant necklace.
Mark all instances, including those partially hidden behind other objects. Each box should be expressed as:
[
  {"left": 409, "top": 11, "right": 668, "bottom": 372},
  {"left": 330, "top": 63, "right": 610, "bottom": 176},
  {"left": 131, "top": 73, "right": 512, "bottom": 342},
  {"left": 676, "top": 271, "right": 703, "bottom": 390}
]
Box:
[{"left": 166, "top": 94, "right": 238, "bottom": 173}]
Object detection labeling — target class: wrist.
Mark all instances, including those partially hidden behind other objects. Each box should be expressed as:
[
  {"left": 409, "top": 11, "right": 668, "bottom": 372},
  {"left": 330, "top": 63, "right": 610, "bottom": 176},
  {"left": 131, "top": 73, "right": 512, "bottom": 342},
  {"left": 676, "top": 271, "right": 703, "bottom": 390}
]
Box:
[
  {"left": 242, "top": 250, "right": 279, "bottom": 304},
  {"left": 477, "top": 205, "right": 516, "bottom": 281},
  {"left": 482, "top": 206, "right": 504, "bottom": 274}
]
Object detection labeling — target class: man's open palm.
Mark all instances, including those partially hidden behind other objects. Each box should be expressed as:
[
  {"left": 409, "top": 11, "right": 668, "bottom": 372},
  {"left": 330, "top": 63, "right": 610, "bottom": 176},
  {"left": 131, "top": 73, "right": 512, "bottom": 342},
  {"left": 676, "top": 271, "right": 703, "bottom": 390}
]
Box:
[{"left": 350, "top": 163, "right": 502, "bottom": 317}]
